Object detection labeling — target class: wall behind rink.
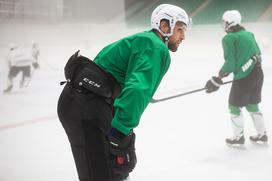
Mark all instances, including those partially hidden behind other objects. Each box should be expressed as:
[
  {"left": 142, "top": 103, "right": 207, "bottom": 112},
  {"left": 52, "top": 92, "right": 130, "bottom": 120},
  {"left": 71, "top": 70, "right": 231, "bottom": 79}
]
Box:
[
  {"left": 63, "top": 0, "right": 125, "bottom": 23},
  {"left": 0, "top": 0, "right": 63, "bottom": 22},
  {"left": 0, "top": 0, "right": 126, "bottom": 23}
]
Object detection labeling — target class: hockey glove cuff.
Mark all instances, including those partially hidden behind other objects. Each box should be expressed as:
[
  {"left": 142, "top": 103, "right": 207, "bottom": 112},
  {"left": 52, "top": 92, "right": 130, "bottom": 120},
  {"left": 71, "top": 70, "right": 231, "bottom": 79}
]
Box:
[
  {"left": 109, "top": 128, "right": 137, "bottom": 175},
  {"left": 218, "top": 69, "right": 229, "bottom": 78},
  {"left": 205, "top": 76, "right": 223, "bottom": 93}
]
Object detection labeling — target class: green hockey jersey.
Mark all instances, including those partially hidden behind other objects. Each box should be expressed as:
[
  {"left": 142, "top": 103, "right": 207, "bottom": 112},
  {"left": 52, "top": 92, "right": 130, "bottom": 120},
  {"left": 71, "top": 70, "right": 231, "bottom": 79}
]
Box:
[
  {"left": 94, "top": 30, "right": 171, "bottom": 135},
  {"left": 220, "top": 29, "right": 261, "bottom": 80}
]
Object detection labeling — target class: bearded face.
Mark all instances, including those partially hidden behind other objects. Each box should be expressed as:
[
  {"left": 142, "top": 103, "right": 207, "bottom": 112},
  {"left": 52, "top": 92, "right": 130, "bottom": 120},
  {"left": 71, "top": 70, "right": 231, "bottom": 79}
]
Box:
[{"left": 168, "top": 22, "right": 186, "bottom": 52}]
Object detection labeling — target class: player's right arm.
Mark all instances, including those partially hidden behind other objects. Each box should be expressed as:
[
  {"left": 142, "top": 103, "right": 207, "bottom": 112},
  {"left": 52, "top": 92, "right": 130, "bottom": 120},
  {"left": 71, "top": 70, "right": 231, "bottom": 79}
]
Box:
[
  {"left": 219, "top": 34, "right": 236, "bottom": 77},
  {"left": 112, "top": 47, "right": 170, "bottom": 135}
]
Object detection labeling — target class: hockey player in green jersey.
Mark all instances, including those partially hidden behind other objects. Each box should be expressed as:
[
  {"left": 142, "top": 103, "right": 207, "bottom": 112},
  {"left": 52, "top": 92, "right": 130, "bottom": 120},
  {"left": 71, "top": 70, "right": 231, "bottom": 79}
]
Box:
[
  {"left": 205, "top": 10, "right": 268, "bottom": 146},
  {"left": 57, "top": 4, "right": 190, "bottom": 181}
]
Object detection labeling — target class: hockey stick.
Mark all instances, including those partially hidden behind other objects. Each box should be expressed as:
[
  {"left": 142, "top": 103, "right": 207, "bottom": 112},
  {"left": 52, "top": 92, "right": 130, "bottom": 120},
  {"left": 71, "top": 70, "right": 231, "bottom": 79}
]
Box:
[
  {"left": 24, "top": 67, "right": 36, "bottom": 87},
  {"left": 150, "top": 80, "right": 233, "bottom": 103}
]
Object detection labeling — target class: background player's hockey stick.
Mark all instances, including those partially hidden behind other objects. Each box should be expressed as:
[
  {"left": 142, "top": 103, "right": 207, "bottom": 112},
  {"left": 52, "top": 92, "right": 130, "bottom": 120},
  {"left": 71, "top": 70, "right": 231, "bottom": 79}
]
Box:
[{"left": 150, "top": 80, "right": 233, "bottom": 103}]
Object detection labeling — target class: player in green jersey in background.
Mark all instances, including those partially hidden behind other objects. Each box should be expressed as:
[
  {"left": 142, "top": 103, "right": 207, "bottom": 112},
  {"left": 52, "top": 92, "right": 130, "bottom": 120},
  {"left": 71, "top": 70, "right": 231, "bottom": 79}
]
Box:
[
  {"left": 205, "top": 10, "right": 268, "bottom": 146},
  {"left": 58, "top": 4, "right": 191, "bottom": 181}
]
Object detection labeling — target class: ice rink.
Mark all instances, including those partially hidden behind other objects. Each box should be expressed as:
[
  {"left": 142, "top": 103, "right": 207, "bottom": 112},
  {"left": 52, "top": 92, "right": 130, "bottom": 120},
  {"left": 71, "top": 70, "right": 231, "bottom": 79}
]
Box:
[{"left": 0, "top": 22, "right": 272, "bottom": 181}]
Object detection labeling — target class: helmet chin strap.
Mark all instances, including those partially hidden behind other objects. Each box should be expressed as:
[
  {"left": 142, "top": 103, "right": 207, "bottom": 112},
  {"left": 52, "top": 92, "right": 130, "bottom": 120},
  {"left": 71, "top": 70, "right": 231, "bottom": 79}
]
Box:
[
  {"left": 156, "top": 28, "right": 171, "bottom": 47},
  {"left": 163, "top": 36, "right": 169, "bottom": 46},
  {"left": 224, "top": 21, "right": 235, "bottom": 33},
  {"left": 225, "top": 24, "right": 231, "bottom": 32}
]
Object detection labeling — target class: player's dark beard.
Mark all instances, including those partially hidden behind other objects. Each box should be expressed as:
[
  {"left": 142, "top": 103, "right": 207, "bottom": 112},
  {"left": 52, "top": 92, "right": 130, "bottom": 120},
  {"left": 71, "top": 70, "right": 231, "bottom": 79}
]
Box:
[{"left": 168, "top": 41, "right": 177, "bottom": 52}]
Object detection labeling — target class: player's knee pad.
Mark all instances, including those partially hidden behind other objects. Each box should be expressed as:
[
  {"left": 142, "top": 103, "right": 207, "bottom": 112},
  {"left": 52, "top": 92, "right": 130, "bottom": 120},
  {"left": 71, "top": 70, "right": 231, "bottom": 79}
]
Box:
[{"left": 229, "top": 104, "right": 241, "bottom": 116}]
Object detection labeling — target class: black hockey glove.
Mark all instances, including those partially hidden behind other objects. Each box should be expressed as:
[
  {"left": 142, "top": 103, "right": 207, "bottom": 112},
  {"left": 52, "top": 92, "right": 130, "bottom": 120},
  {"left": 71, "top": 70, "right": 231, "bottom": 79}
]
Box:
[
  {"left": 205, "top": 76, "right": 223, "bottom": 93},
  {"left": 32, "top": 62, "right": 39, "bottom": 69},
  {"left": 108, "top": 128, "right": 137, "bottom": 175}
]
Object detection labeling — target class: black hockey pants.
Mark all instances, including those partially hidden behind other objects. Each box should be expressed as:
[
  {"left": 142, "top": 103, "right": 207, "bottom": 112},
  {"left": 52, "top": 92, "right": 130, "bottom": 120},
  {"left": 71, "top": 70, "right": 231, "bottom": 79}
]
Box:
[
  {"left": 57, "top": 84, "right": 127, "bottom": 181},
  {"left": 229, "top": 62, "right": 263, "bottom": 107}
]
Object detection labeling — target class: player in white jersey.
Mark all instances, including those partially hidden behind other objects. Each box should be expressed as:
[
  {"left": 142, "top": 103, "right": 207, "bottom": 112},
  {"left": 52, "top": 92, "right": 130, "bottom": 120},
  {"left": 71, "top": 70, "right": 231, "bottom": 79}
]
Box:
[{"left": 3, "top": 43, "right": 37, "bottom": 93}]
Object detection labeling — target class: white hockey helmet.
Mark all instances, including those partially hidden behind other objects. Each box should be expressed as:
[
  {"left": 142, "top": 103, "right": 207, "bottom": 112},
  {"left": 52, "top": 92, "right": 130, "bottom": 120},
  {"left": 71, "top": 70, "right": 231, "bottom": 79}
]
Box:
[
  {"left": 32, "top": 41, "right": 37, "bottom": 47},
  {"left": 222, "top": 10, "right": 242, "bottom": 32},
  {"left": 151, "top": 4, "right": 190, "bottom": 37},
  {"left": 9, "top": 43, "right": 18, "bottom": 50}
]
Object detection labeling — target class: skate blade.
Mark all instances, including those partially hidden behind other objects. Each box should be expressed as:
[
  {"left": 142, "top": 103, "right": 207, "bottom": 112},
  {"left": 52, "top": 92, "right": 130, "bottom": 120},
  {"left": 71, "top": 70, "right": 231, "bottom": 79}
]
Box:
[
  {"left": 3, "top": 91, "right": 11, "bottom": 94},
  {"left": 250, "top": 140, "right": 269, "bottom": 147},
  {"left": 226, "top": 143, "right": 246, "bottom": 149}
]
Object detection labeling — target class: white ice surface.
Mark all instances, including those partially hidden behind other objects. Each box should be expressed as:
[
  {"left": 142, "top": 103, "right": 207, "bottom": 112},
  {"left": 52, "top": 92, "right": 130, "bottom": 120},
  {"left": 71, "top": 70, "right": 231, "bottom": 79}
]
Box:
[{"left": 0, "top": 22, "right": 272, "bottom": 181}]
